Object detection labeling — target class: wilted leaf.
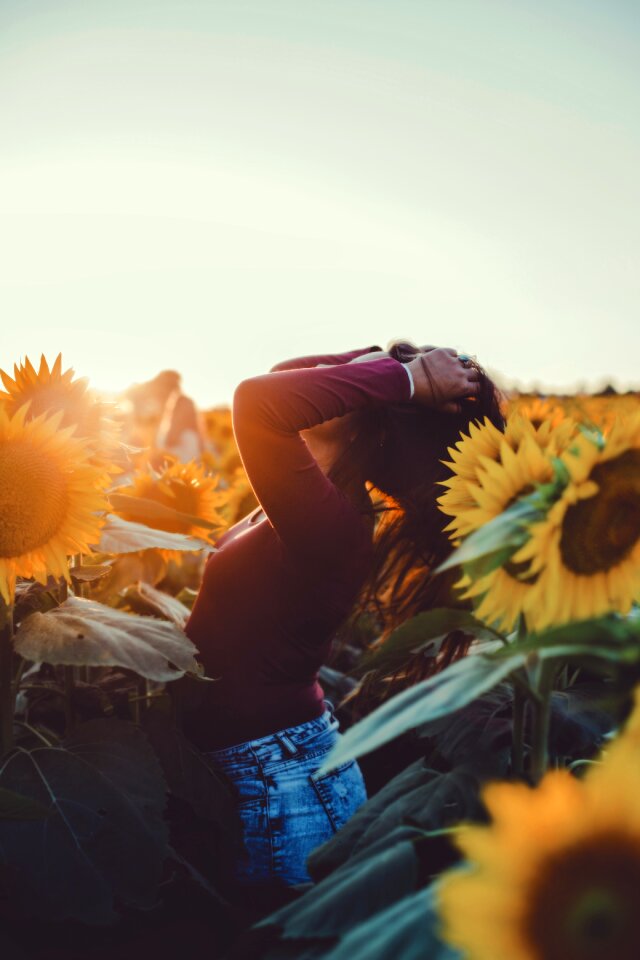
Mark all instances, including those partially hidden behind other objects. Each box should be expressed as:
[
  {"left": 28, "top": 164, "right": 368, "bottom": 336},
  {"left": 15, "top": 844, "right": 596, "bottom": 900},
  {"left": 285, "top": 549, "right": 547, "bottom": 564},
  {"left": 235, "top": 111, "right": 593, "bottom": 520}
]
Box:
[
  {"left": 0, "top": 719, "right": 168, "bottom": 924},
  {"left": 97, "top": 514, "right": 214, "bottom": 555},
  {"left": 122, "top": 582, "right": 191, "bottom": 628},
  {"left": 320, "top": 652, "right": 526, "bottom": 771},
  {"left": 14, "top": 596, "right": 200, "bottom": 682},
  {"left": 13, "top": 578, "right": 62, "bottom": 622},
  {"left": 70, "top": 564, "right": 113, "bottom": 583},
  {"left": 109, "top": 492, "right": 220, "bottom": 532}
]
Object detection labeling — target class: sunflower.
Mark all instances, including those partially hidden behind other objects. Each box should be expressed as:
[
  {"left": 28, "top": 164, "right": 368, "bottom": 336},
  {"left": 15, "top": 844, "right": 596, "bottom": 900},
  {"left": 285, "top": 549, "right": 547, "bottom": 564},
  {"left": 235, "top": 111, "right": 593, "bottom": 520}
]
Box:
[
  {"left": 0, "top": 405, "right": 108, "bottom": 604},
  {"left": 448, "top": 434, "right": 557, "bottom": 631},
  {"left": 513, "top": 412, "right": 640, "bottom": 630},
  {"left": 114, "top": 458, "right": 225, "bottom": 536},
  {"left": 508, "top": 395, "right": 568, "bottom": 430},
  {"left": 0, "top": 354, "right": 120, "bottom": 474},
  {"left": 438, "top": 414, "right": 576, "bottom": 541},
  {"left": 438, "top": 690, "right": 640, "bottom": 960}
]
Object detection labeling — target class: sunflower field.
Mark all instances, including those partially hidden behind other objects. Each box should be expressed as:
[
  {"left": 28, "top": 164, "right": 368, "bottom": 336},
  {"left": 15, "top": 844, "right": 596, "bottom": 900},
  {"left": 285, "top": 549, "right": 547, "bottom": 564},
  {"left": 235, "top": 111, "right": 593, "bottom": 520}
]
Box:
[{"left": 0, "top": 355, "right": 639, "bottom": 960}]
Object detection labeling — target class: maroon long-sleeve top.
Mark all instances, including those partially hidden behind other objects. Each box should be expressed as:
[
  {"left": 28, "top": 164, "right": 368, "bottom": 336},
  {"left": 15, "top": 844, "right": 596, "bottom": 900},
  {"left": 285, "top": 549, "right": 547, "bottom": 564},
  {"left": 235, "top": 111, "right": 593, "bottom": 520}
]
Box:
[{"left": 183, "top": 348, "right": 412, "bottom": 750}]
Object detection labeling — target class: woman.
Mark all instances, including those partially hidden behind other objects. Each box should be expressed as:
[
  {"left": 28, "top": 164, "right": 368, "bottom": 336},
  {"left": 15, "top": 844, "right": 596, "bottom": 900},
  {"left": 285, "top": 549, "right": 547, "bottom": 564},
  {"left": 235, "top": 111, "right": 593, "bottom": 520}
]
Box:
[{"left": 182, "top": 342, "right": 502, "bottom": 893}]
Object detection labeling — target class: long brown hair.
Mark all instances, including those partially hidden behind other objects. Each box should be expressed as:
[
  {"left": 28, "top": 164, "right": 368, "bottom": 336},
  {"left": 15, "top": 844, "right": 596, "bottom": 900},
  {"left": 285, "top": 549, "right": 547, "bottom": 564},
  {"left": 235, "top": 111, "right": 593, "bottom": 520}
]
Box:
[{"left": 329, "top": 341, "right": 504, "bottom": 638}]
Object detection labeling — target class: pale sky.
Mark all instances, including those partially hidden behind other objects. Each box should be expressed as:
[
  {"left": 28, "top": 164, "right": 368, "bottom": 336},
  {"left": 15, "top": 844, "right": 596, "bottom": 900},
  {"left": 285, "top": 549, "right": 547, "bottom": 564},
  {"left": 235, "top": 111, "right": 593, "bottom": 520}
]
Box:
[{"left": 1, "top": 0, "right": 638, "bottom": 405}]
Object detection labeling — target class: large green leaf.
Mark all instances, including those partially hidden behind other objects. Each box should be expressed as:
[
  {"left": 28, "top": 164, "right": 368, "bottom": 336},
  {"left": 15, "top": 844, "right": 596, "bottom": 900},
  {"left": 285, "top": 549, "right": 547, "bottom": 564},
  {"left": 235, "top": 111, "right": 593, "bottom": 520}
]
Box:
[
  {"left": 97, "top": 514, "right": 213, "bottom": 555},
  {"left": 308, "top": 760, "right": 439, "bottom": 880},
  {"left": 320, "top": 651, "right": 526, "bottom": 772},
  {"left": 258, "top": 839, "right": 419, "bottom": 940},
  {"left": 0, "top": 719, "right": 168, "bottom": 924},
  {"left": 0, "top": 787, "right": 49, "bottom": 820},
  {"left": 436, "top": 498, "right": 538, "bottom": 573},
  {"left": 13, "top": 596, "right": 200, "bottom": 682},
  {"left": 357, "top": 608, "right": 505, "bottom": 678},
  {"left": 349, "top": 767, "right": 483, "bottom": 858},
  {"left": 417, "top": 683, "right": 515, "bottom": 768},
  {"left": 496, "top": 614, "right": 640, "bottom": 659},
  {"left": 141, "top": 708, "right": 238, "bottom": 827},
  {"left": 322, "top": 884, "right": 459, "bottom": 960},
  {"left": 109, "top": 492, "right": 220, "bottom": 532}
]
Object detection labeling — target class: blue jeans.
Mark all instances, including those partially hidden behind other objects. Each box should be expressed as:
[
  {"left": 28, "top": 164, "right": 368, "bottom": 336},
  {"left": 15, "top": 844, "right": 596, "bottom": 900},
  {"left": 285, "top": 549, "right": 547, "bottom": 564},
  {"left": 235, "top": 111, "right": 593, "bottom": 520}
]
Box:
[{"left": 205, "top": 703, "right": 367, "bottom": 885}]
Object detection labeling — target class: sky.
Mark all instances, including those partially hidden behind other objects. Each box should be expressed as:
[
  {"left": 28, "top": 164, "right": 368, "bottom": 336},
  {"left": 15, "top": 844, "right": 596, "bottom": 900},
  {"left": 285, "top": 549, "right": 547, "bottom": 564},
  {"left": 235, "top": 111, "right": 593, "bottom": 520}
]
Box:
[{"left": 1, "top": 0, "right": 638, "bottom": 405}]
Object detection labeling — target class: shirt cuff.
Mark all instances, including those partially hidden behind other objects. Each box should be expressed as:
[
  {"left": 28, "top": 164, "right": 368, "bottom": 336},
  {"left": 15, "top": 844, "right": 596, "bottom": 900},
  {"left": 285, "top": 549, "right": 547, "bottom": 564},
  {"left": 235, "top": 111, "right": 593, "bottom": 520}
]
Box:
[{"left": 401, "top": 363, "right": 415, "bottom": 398}]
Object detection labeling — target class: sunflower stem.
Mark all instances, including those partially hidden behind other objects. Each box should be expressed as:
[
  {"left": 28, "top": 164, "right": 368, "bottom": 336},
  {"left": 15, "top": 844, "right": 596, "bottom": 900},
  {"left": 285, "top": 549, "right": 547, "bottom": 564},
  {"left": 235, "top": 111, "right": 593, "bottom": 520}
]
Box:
[
  {"left": 0, "top": 600, "right": 15, "bottom": 758},
  {"left": 511, "top": 674, "right": 526, "bottom": 778},
  {"left": 530, "top": 661, "right": 556, "bottom": 783}
]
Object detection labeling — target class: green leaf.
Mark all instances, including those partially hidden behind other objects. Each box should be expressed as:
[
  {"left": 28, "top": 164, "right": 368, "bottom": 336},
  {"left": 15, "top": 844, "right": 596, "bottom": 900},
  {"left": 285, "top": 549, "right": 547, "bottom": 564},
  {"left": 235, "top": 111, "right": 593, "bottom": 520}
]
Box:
[
  {"left": 357, "top": 609, "right": 506, "bottom": 678},
  {"left": 322, "top": 884, "right": 460, "bottom": 960},
  {"left": 436, "top": 498, "right": 539, "bottom": 573},
  {"left": 320, "top": 651, "right": 526, "bottom": 772},
  {"left": 258, "top": 839, "right": 419, "bottom": 939},
  {"left": 308, "top": 761, "right": 440, "bottom": 880},
  {"left": 141, "top": 708, "right": 238, "bottom": 827},
  {"left": 0, "top": 787, "right": 50, "bottom": 821},
  {"left": 496, "top": 614, "right": 640, "bottom": 658},
  {"left": 0, "top": 719, "right": 168, "bottom": 924},
  {"left": 417, "top": 683, "right": 515, "bottom": 770},
  {"left": 351, "top": 767, "right": 483, "bottom": 856},
  {"left": 97, "top": 514, "right": 214, "bottom": 555},
  {"left": 13, "top": 595, "right": 200, "bottom": 682},
  {"left": 109, "top": 493, "right": 220, "bottom": 532}
]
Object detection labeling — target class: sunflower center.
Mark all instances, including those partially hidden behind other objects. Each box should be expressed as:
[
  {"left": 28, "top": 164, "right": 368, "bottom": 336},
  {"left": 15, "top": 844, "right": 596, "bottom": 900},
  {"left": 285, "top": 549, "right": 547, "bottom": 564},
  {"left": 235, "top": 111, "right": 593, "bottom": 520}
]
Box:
[
  {"left": 559, "top": 450, "right": 640, "bottom": 575},
  {"left": 0, "top": 439, "right": 69, "bottom": 556},
  {"left": 522, "top": 832, "right": 640, "bottom": 960}
]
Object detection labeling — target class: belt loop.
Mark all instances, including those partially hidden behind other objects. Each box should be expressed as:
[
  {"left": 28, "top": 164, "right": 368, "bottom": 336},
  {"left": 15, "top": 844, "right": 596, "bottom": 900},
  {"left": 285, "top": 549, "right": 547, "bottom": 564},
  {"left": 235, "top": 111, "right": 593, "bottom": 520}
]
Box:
[{"left": 276, "top": 732, "right": 298, "bottom": 756}]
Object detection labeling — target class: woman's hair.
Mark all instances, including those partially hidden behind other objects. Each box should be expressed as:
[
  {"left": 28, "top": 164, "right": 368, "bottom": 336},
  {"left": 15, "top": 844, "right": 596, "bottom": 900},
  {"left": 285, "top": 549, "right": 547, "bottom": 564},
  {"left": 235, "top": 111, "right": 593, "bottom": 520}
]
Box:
[{"left": 328, "top": 340, "right": 505, "bottom": 647}]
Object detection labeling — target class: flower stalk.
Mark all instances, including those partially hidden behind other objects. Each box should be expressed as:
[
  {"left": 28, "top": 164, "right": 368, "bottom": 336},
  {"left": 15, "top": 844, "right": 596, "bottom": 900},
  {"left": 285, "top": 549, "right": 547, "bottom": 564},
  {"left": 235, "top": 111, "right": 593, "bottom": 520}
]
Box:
[
  {"left": 0, "top": 599, "right": 15, "bottom": 758},
  {"left": 530, "top": 660, "right": 556, "bottom": 783}
]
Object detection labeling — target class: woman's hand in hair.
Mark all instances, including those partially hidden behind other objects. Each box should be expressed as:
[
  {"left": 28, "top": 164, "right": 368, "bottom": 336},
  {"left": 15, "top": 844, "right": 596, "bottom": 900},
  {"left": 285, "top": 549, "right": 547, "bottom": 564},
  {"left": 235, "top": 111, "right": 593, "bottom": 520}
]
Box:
[{"left": 407, "top": 348, "right": 481, "bottom": 414}]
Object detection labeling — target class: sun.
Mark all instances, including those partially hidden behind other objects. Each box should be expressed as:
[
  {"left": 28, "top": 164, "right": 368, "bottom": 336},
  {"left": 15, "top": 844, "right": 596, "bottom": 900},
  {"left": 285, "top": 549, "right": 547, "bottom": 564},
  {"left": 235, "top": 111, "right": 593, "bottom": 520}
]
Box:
[{"left": 0, "top": 405, "right": 108, "bottom": 604}]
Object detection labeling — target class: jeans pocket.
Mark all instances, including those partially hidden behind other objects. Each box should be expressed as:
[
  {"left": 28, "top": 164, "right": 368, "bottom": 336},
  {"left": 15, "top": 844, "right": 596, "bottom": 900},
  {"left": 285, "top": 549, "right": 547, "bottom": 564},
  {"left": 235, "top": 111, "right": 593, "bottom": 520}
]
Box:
[{"left": 310, "top": 759, "right": 367, "bottom": 833}]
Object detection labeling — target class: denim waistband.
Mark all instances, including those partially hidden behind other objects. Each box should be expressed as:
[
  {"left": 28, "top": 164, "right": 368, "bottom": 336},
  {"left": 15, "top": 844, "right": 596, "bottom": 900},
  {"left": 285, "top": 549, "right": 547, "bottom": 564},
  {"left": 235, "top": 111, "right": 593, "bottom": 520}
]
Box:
[{"left": 206, "top": 699, "right": 337, "bottom": 766}]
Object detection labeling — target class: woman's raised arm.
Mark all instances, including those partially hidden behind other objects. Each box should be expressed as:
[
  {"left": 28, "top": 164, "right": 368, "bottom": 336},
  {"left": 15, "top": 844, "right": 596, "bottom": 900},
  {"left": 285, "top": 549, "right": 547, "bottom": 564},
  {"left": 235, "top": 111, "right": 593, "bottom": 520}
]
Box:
[{"left": 232, "top": 357, "right": 411, "bottom": 563}]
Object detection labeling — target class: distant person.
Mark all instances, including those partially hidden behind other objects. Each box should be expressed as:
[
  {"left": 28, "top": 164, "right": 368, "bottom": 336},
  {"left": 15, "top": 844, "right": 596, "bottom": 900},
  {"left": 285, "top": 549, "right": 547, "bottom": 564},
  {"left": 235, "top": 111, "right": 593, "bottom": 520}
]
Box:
[
  {"left": 156, "top": 385, "right": 206, "bottom": 462},
  {"left": 123, "top": 370, "right": 206, "bottom": 463}
]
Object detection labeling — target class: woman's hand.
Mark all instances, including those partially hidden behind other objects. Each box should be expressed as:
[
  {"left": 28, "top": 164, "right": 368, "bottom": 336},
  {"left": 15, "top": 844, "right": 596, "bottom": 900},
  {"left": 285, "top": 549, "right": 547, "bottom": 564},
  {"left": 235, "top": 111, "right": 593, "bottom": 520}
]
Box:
[{"left": 407, "top": 348, "right": 481, "bottom": 413}]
